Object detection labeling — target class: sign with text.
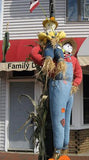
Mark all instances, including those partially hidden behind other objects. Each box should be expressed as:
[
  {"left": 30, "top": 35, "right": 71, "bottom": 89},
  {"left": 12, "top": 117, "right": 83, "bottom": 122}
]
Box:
[{"left": 0, "top": 61, "right": 36, "bottom": 71}]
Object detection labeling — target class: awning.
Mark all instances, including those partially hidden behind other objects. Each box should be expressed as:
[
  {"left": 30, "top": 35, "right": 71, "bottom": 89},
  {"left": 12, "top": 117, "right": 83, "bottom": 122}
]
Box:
[
  {"left": 0, "top": 39, "right": 38, "bottom": 62},
  {"left": 77, "top": 37, "right": 89, "bottom": 66},
  {"left": 0, "top": 38, "right": 87, "bottom": 71},
  {"left": 0, "top": 39, "right": 38, "bottom": 71}
]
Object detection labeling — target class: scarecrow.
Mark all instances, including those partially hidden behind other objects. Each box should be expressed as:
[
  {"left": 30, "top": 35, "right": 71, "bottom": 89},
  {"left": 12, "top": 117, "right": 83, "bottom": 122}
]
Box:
[
  {"left": 29, "top": 19, "right": 82, "bottom": 160},
  {"left": 38, "top": 17, "right": 66, "bottom": 76},
  {"left": 48, "top": 38, "right": 82, "bottom": 160}
]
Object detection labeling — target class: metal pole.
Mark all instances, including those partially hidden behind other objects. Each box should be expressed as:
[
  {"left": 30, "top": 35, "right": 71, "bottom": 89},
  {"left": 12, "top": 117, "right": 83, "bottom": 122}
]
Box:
[{"left": 49, "top": 0, "right": 55, "bottom": 17}]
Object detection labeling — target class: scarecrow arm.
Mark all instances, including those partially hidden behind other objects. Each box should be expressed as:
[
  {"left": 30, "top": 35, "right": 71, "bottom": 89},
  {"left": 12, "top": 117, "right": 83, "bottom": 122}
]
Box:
[
  {"left": 73, "top": 57, "right": 82, "bottom": 86},
  {"left": 30, "top": 45, "right": 43, "bottom": 66}
]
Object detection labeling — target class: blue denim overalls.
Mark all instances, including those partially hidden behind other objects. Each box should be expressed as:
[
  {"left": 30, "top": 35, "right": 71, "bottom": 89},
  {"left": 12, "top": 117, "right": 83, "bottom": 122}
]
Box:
[
  {"left": 44, "top": 40, "right": 64, "bottom": 60},
  {"left": 49, "top": 57, "right": 74, "bottom": 150}
]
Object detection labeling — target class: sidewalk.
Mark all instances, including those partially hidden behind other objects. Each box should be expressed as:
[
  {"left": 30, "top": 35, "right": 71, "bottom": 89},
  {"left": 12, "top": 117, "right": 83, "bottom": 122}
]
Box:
[
  {"left": 0, "top": 152, "right": 89, "bottom": 160},
  {"left": 0, "top": 152, "right": 38, "bottom": 160}
]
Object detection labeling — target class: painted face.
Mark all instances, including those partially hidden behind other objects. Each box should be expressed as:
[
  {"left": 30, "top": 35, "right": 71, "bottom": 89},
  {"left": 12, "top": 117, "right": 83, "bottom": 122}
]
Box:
[
  {"left": 63, "top": 43, "right": 73, "bottom": 54},
  {"left": 45, "top": 21, "right": 56, "bottom": 33}
]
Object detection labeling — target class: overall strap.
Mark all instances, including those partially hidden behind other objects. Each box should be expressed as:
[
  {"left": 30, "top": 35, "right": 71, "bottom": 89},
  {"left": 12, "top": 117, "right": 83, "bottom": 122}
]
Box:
[{"left": 64, "top": 53, "right": 72, "bottom": 60}]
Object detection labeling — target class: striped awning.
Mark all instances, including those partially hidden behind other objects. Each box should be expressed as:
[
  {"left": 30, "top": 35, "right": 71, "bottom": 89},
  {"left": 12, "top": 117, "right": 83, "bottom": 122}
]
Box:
[
  {"left": 78, "top": 56, "right": 89, "bottom": 66},
  {"left": 77, "top": 36, "right": 89, "bottom": 66}
]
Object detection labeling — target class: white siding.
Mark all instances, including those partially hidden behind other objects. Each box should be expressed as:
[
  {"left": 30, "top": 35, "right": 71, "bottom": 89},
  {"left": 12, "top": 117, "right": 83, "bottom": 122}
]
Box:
[
  {"left": 3, "top": 0, "right": 49, "bottom": 39},
  {"left": 0, "top": 0, "right": 4, "bottom": 40},
  {"left": 3, "top": 0, "right": 89, "bottom": 39},
  {"left": 0, "top": 72, "right": 6, "bottom": 150}
]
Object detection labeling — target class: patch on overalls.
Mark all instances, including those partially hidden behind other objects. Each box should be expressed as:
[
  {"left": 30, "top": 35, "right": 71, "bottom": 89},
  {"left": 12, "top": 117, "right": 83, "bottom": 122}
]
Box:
[
  {"left": 61, "top": 108, "right": 65, "bottom": 113},
  {"left": 63, "top": 80, "right": 67, "bottom": 84},
  {"left": 61, "top": 119, "right": 65, "bottom": 127}
]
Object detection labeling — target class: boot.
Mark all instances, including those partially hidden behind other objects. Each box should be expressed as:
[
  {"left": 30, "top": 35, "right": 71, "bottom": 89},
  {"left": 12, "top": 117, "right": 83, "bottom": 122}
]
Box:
[
  {"left": 52, "top": 149, "right": 60, "bottom": 160},
  {"left": 61, "top": 149, "right": 68, "bottom": 155},
  {"left": 52, "top": 153, "right": 60, "bottom": 160}
]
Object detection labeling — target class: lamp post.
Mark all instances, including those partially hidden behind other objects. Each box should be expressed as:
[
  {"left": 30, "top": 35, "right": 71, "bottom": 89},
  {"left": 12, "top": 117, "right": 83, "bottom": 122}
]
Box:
[
  {"left": 44, "top": 2, "right": 56, "bottom": 159},
  {"left": 49, "top": 0, "right": 55, "bottom": 17}
]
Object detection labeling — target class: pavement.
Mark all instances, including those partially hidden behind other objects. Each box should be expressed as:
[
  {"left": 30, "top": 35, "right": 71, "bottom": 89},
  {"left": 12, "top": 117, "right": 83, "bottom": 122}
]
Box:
[
  {"left": 0, "top": 152, "right": 89, "bottom": 160},
  {"left": 0, "top": 152, "right": 38, "bottom": 160}
]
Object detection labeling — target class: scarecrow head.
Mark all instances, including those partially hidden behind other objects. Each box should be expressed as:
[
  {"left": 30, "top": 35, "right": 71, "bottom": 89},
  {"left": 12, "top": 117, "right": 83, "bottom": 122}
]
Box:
[
  {"left": 42, "top": 17, "right": 58, "bottom": 33},
  {"left": 62, "top": 38, "right": 77, "bottom": 55}
]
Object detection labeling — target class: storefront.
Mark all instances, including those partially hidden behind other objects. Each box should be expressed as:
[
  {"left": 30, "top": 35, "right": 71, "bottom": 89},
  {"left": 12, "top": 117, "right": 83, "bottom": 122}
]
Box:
[
  {"left": 0, "top": 36, "right": 89, "bottom": 153},
  {"left": 0, "top": 39, "right": 42, "bottom": 152}
]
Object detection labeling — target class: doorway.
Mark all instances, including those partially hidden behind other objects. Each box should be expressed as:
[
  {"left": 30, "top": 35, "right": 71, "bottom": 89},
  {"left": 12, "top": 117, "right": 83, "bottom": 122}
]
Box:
[{"left": 9, "top": 81, "right": 34, "bottom": 151}]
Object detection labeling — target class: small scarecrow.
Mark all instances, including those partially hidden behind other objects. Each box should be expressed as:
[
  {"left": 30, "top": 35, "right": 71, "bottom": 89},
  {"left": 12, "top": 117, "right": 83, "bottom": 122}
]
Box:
[{"left": 38, "top": 17, "right": 66, "bottom": 77}]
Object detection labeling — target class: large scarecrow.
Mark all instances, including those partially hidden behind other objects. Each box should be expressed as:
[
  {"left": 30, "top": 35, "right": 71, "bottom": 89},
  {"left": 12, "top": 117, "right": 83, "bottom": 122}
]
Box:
[{"left": 30, "top": 17, "right": 82, "bottom": 160}]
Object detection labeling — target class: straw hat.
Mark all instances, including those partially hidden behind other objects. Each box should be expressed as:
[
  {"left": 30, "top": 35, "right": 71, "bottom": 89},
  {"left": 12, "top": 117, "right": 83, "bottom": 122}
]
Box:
[
  {"left": 42, "top": 17, "right": 58, "bottom": 29},
  {"left": 62, "top": 38, "right": 77, "bottom": 55}
]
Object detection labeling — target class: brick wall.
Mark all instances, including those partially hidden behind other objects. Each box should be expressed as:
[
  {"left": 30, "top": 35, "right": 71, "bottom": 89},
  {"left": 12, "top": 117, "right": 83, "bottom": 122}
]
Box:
[{"left": 69, "top": 129, "right": 89, "bottom": 154}]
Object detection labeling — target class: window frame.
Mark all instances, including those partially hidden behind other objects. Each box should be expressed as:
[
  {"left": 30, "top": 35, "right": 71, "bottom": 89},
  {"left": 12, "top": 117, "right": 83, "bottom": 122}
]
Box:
[
  {"left": 66, "top": 0, "right": 89, "bottom": 23},
  {"left": 84, "top": 2, "right": 89, "bottom": 19}
]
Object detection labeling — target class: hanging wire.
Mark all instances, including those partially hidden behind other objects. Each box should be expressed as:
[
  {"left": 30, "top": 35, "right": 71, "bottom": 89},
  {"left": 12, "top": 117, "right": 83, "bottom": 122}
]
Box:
[{"left": 39, "top": 3, "right": 47, "bottom": 18}]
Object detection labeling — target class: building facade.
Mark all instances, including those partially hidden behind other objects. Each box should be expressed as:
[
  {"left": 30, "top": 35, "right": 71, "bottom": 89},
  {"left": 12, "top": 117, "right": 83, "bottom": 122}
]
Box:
[{"left": 0, "top": 0, "right": 89, "bottom": 154}]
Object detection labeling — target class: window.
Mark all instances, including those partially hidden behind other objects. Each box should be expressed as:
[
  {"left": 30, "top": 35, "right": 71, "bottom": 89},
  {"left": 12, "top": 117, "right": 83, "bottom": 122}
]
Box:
[
  {"left": 83, "top": 74, "right": 89, "bottom": 124},
  {"left": 67, "top": 0, "right": 89, "bottom": 22}
]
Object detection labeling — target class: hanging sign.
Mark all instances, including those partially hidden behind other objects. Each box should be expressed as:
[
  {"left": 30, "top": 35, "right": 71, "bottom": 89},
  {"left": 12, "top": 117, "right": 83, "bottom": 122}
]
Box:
[{"left": 0, "top": 61, "right": 36, "bottom": 71}]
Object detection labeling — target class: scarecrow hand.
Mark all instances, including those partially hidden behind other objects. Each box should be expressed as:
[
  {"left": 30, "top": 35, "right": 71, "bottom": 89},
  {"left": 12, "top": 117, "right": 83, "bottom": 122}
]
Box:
[
  {"left": 71, "top": 85, "right": 78, "bottom": 94},
  {"left": 42, "top": 57, "right": 55, "bottom": 75}
]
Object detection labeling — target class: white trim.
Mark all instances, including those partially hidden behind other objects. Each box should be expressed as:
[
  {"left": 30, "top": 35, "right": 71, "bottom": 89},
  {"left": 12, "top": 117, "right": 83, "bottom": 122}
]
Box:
[
  {"left": 5, "top": 77, "right": 9, "bottom": 151},
  {"left": 0, "top": 0, "right": 4, "bottom": 40},
  {"left": 70, "top": 124, "right": 89, "bottom": 130}
]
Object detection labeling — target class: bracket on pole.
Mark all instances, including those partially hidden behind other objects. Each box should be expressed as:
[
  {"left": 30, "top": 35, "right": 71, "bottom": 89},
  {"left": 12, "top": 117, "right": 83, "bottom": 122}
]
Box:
[{"left": 49, "top": 0, "right": 55, "bottom": 17}]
